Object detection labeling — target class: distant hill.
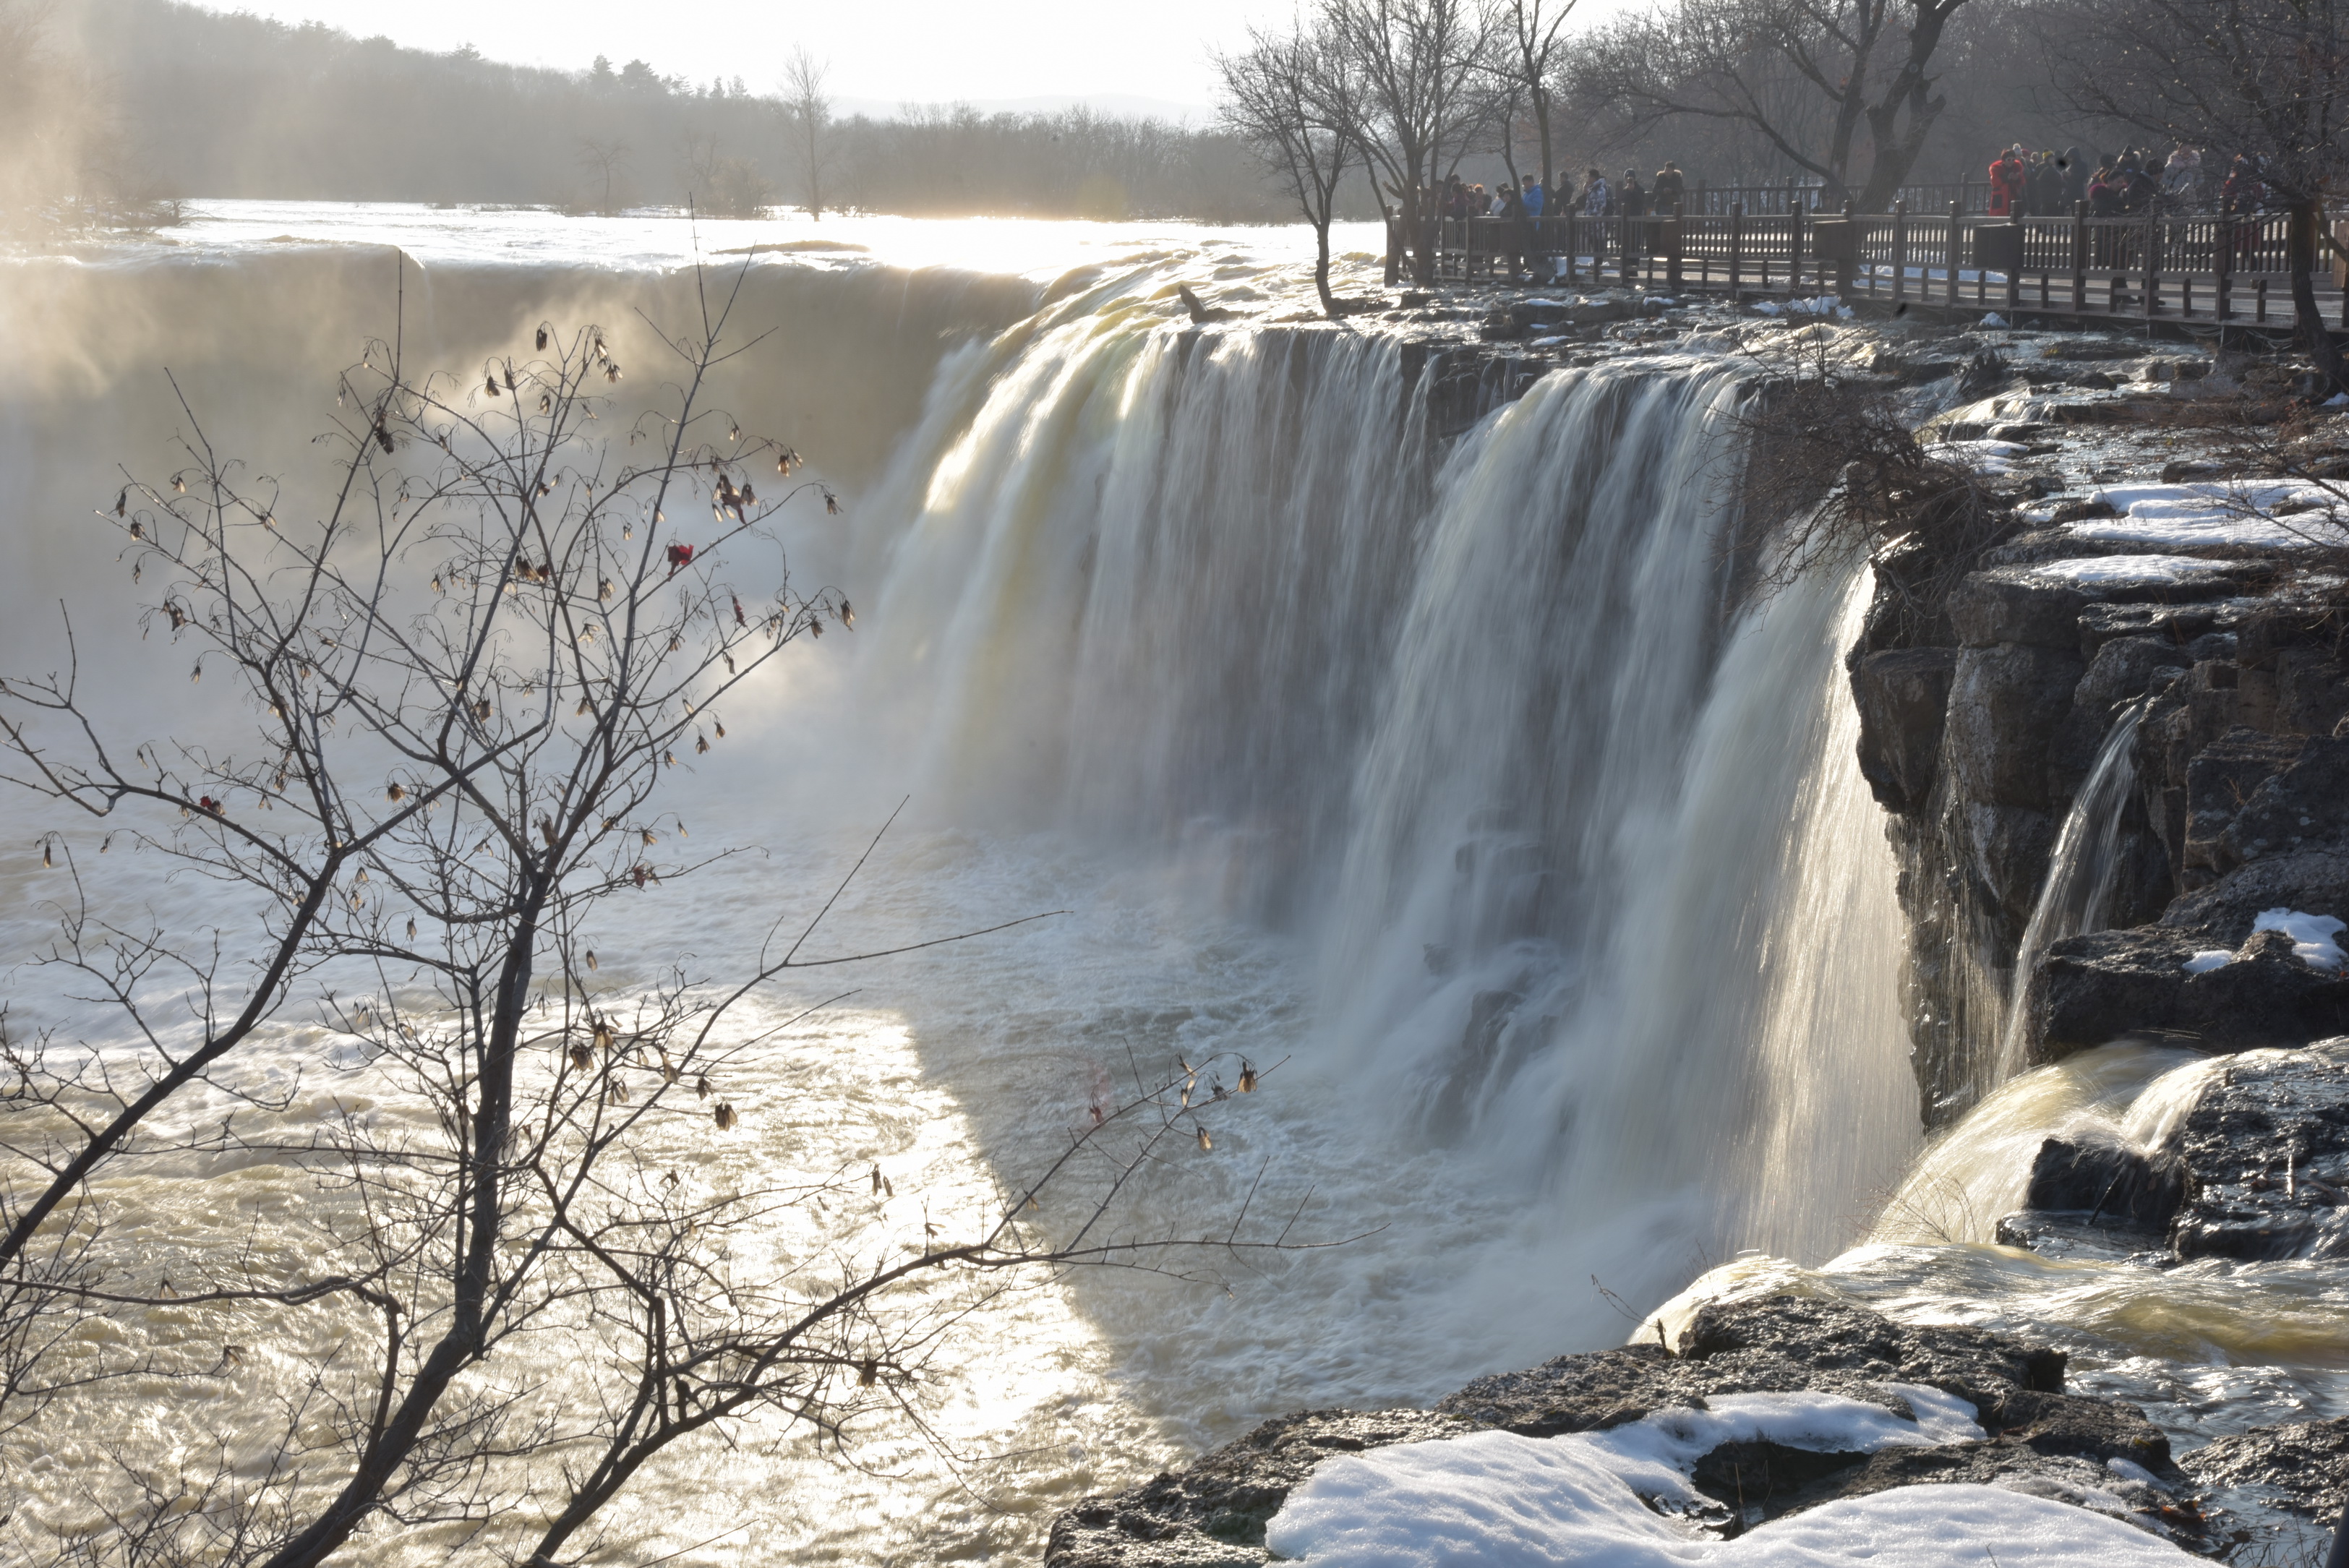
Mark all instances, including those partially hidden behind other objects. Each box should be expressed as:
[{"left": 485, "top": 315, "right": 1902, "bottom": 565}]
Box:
[{"left": 47, "top": 0, "right": 1293, "bottom": 220}]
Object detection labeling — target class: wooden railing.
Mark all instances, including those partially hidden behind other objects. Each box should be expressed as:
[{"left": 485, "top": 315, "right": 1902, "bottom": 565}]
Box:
[{"left": 1430, "top": 202, "right": 2340, "bottom": 328}]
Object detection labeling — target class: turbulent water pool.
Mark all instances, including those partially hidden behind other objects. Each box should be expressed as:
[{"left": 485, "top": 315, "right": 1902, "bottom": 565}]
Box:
[{"left": 0, "top": 202, "right": 2337, "bottom": 1565}]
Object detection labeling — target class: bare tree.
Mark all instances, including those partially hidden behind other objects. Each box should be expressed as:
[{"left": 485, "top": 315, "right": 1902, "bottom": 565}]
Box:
[
  {"left": 1322, "top": 0, "right": 1495, "bottom": 285},
  {"left": 0, "top": 262, "right": 1323, "bottom": 1566},
  {"left": 1578, "top": 0, "right": 1970, "bottom": 209},
  {"left": 2049, "top": 0, "right": 2349, "bottom": 390},
  {"left": 780, "top": 46, "right": 838, "bottom": 220},
  {"left": 575, "top": 136, "right": 629, "bottom": 214},
  {"left": 1488, "top": 0, "right": 1577, "bottom": 194},
  {"left": 681, "top": 131, "right": 774, "bottom": 217},
  {"left": 1218, "top": 23, "right": 1361, "bottom": 316}
]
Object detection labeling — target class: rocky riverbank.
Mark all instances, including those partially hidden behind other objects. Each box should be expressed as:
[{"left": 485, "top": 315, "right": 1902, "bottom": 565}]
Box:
[{"left": 1047, "top": 1295, "right": 2349, "bottom": 1565}]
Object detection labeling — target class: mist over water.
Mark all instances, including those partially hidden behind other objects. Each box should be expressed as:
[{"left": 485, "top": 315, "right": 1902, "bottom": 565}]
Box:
[{"left": 0, "top": 223, "right": 1921, "bottom": 1561}]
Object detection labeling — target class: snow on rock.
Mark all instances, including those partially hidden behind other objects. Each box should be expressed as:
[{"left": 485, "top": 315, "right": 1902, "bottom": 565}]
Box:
[
  {"left": 2255, "top": 907, "right": 2345, "bottom": 970},
  {"left": 2178, "top": 909, "right": 2346, "bottom": 974},
  {"left": 1264, "top": 1430, "right": 2199, "bottom": 1567},
  {"left": 2021, "top": 554, "right": 2229, "bottom": 589},
  {"left": 2065, "top": 481, "right": 2349, "bottom": 552},
  {"left": 1924, "top": 438, "right": 2026, "bottom": 474},
  {"left": 1750, "top": 296, "right": 1853, "bottom": 319}
]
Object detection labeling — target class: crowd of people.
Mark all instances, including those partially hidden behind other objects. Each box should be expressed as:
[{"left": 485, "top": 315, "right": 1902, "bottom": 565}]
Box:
[
  {"left": 1435, "top": 162, "right": 1692, "bottom": 224},
  {"left": 1426, "top": 145, "right": 2271, "bottom": 232},
  {"left": 1983, "top": 143, "right": 2269, "bottom": 217}
]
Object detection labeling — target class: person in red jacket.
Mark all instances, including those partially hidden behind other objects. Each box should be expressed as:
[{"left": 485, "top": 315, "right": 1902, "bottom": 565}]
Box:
[{"left": 1987, "top": 145, "right": 2029, "bottom": 217}]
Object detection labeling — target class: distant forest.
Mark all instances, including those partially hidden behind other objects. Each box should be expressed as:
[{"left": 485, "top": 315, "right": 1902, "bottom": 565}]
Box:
[{"left": 38, "top": 0, "right": 1334, "bottom": 221}]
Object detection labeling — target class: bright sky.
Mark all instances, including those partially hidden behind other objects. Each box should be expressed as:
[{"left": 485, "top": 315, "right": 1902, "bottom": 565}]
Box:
[{"left": 200, "top": 0, "right": 1635, "bottom": 119}]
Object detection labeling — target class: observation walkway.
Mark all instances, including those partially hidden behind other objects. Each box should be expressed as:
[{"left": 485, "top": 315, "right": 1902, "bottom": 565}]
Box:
[{"left": 1430, "top": 206, "right": 2349, "bottom": 332}]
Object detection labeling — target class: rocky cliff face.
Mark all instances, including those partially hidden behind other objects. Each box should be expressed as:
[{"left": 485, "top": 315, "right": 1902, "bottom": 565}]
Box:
[{"left": 1847, "top": 340, "right": 2349, "bottom": 1121}]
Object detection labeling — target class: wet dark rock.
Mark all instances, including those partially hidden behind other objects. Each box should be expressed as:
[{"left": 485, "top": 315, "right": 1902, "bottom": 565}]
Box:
[
  {"left": 1992, "top": 1210, "right": 2173, "bottom": 1262},
  {"left": 2169, "top": 1039, "right": 2349, "bottom": 1260},
  {"left": 2021, "top": 1135, "right": 2187, "bottom": 1228},
  {"left": 2181, "top": 1416, "right": 2349, "bottom": 1522},
  {"left": 1851, "top": 648, "right": 1959, "bottom": 811},
  {"left": 2029, "top": 922, "right": 2349, "bottom": 1060},
  {"left": 1044, "top": 1296, "right": 2171, "bottom": 1568}
]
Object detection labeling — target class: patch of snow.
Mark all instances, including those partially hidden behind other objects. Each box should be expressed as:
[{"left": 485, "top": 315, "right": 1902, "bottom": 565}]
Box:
[
  {"left": 2328, "top": 392, "right": 2349, "bottom": 407},
  {"left": 2066, "top": 515, "right": 2349, "bottom": 550},
  {"left": 1750, "top": 296, "right": 1853, "bottom": 319},
  {"left": 1528, "top": 335, "right": 1573, "bottom": 347},
  {"left": 1924, "top": 438, "right": 2026, "bottom": 474},
  {"left": 2024, "top": 554, "right": 2230, "bottom": 588},
  {"left": 1982, "top": 312, "right": 2009, "bottom": 327},
  {"left": 2181, "top": 912, "right": 2346, "bottom": 974},
  {"left": 2256, "top": 908, "right": 2347, "bottom": 970},
  {"left": 1265, "top": 1434, "right": 2199, "bottom": 1567}
]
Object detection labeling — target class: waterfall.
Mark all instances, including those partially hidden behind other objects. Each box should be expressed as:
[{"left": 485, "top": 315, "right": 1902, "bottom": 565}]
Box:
[
  {"left": 855, "top": 313, "right": 1918, "bottom": 1310},
  {"left": 1995, "top": 700, "right": 2148, "bottom": 1081}
]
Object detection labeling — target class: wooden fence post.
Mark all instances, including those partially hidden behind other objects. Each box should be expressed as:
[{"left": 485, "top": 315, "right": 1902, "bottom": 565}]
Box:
[
  {"left": 1728, "top": 200, "right": 1745, "bottom": 301},
  {"left": 1790, "top": 200, "right": 1807, "bottom": 296},
  {"left": 1947, "top": 200, "right": 1963, "bottom": 307},
  {"left": 2215, "top": 213, "right": 2233, "bottom": 322},
  {"left": 1892, "top": 200, "right": 1909, "bottom": 307},
  {"left": 2071, "top": 201, "right": 2088, "bottom": 314},
  {"left": 2144, "top": 207, "right": 2161, "bottom": 319},
  {"left": 1668, "top": 202, "right": 1685, "bottom": 291}
]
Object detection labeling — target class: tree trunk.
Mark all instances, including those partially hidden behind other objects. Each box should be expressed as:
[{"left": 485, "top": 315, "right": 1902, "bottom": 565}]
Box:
[
  {"left": 2290, "top": 202, "right": 2349, "bottom": 394},
  {"left": 1316, "top": 221, "right": 1338, "bottom": 318},
  {"left": 1854, "top": 0, "right": 1966, "bottom": 211}
]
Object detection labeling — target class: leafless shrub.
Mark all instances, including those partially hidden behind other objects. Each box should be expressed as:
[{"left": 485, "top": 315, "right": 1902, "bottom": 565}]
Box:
[{"left": 1724, "top": 327, "right": 2009, "bottom": 630}]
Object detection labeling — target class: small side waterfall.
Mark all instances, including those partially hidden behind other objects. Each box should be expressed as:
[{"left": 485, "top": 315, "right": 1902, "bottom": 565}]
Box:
[{"left": 1995, "top": 700, "right": 2148, "bottom": 1081}]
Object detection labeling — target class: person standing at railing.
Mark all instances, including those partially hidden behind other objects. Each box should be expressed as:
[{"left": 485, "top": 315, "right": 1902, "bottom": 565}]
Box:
[
  {"left": 1500, "top": 179, "right": 1531, "bottom": 282},
  {"left": 1618, "top": 168, "right": 1648, "bottom": 264},
  {"left": 1987, "top": 145, "right": 2029, "bottom": 218},
  {"left": 2060, "top": 147, "right": 2089, "bottom": 208},
  {"left": 1651, "top": 162, "right": 1687, "bottom": 215},
  {"left": 2161, "top": 145, "right": 2202, "bottom": 211}
]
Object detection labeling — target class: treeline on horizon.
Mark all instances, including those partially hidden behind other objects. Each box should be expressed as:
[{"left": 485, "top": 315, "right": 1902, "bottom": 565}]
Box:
[
  {"left": 0, "top": 0, "right": 2177, "bottom": 239},
  {"left": 30, "top": 0, "right": 1353, "bottom": 222}
]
